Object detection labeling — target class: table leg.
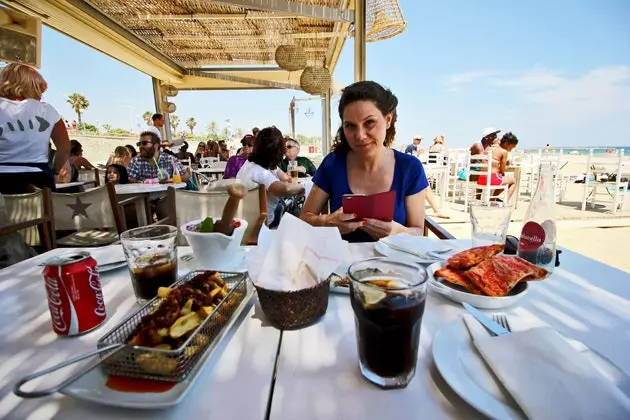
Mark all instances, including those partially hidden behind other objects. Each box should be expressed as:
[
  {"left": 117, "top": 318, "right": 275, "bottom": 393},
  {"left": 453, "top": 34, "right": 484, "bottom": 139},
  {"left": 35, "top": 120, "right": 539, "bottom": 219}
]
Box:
[
  {"left": 440, "top": 169, "right": 447, "bottom": 207},
  {"left": 514, "top": 168, "right": 522, "bottom": 209},
  {"left": 135, "top": 195, "right": 148, "bottom": 226}
]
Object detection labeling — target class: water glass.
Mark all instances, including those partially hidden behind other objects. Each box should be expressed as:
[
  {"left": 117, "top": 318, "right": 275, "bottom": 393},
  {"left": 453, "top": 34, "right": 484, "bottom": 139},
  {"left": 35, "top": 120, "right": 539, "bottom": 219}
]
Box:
[
  {"left": 348, "top": 257, "right": 427, "bottom": 389},
  {"left": 469, "top": 203, "right": 512, "bottom": 247},
  {"left": 120, "top": 225, "right": 178, "bottom": 304}
]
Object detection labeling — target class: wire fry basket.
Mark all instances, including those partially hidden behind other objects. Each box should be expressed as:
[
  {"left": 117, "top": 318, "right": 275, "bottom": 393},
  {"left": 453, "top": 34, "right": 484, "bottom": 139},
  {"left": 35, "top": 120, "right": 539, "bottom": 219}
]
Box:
[{"left": 97, "top": 270, "right": 249, "bottom": 382}]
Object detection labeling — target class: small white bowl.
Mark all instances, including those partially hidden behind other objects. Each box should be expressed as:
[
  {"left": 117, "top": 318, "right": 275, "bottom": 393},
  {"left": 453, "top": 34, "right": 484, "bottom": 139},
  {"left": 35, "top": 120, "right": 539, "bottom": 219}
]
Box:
[
  {"left": 180, "top": 218, "right": 248, "bottom": 269},
  {"left": 427, "top": 261, "right": 528, "bottom": 309}
]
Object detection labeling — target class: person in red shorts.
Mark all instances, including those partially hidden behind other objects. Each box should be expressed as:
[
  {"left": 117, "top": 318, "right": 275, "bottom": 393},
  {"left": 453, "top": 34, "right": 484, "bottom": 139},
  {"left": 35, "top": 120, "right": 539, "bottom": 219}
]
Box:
[{"left": 476, "top": 130, "right": 516, "bottom": 201}]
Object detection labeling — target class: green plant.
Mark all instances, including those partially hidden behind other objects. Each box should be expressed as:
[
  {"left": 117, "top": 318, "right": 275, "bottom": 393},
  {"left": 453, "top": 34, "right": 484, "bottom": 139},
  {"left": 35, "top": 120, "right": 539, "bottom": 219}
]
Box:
[{"left": 67, "top": 93, "right": 89, "bottom": 125}]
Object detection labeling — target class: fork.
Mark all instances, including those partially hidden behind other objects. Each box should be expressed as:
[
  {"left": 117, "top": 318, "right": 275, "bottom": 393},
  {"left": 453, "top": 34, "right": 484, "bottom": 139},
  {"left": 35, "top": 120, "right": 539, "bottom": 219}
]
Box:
[{"left": 492, "top": 313, "right": 512, "bottom": 332}]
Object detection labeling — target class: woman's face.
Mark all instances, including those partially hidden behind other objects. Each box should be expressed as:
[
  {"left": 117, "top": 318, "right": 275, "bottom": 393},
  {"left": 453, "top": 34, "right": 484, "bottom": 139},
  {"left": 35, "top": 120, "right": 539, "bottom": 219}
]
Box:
[
  {"left": 107, "top": 167, "right": 120, "bottom": 183},
  {"left": 342, "top": 100, "right": 392, "bottom": 156}
]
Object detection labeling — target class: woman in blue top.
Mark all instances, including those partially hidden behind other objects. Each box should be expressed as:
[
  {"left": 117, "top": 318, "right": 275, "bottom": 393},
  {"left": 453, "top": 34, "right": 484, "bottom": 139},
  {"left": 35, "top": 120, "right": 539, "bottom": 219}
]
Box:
[{"left": 301, "top": 81, "right": 429, "bottom": 242}]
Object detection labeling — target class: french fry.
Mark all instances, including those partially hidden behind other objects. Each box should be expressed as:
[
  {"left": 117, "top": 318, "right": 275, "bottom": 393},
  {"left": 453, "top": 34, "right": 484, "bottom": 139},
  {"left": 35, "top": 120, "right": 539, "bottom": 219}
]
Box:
[
  {"left": 137, "top": 353, "right": 176, "bottom": 374},
  {"left": 169, "top": 313, "right": 202, "bottom": 339},
  {"left": 157, "top": 328, "right": 169, "bottom": 337},
  {"left": 155, "top": 343, "right": 171, "bottom": 350},
  {"left": 181, "top": 299, "right": 194, "bottom": 316},
  {"left": 218, "top": 286, "right": 228, "bottom": 299},
  {"left": 184, "top": 345, "right": 201, "bottom": 358},
  {"left": 157, "top": 287, "right": 172, "bottom": 298},
  {"left": 210, "top": 275, "right": 226, "bottom": 288},
  {"left": 209, "top": 287, "right": 221, "bottom": 300},
  {"left": 195, "top": 333, "right": 210, "bottom": 347},
  {"left": 196, "top": 305, "right": 215, "bottom": 319}
]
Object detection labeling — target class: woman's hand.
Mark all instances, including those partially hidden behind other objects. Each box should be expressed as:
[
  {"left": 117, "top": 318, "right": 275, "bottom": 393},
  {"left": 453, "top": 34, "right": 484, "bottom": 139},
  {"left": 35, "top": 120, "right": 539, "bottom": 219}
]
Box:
[
  {"left": 297, "top": 165, "right": 307, "bottom": 173},
  {"left": 326, "top": 207, "right": 364, "bottom": 235},
  {"left": 361, "top": 218, "right": 406, "bottom": 240}
]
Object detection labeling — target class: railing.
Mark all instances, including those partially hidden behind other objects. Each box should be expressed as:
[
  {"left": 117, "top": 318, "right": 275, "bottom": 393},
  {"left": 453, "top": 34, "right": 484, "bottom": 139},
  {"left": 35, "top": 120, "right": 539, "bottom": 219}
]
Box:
[{"left": 423, "top": 216, "right": 455, "bottom": 239}]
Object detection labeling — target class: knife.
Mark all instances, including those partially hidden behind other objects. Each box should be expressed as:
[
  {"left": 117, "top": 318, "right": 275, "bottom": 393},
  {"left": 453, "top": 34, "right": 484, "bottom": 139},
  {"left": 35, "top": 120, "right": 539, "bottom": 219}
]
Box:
[{"left": 462, "top": 303, "right": 510, "bottom": 336}]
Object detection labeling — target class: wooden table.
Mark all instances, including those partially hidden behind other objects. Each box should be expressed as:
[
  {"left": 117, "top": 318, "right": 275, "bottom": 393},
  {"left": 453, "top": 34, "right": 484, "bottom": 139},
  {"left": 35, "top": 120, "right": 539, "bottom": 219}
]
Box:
[
  {"left": 3, "top": 242, "right": 630, "bottom": 419},
  {"left": 0, "top": 246, "right": 280, "bottom": 420}
]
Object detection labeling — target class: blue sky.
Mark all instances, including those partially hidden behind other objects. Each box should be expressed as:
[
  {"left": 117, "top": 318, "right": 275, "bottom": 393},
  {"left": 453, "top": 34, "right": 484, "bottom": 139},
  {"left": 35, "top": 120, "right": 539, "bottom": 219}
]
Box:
[{"left": 37, "top": 0, "right": 630, "bottom": 148}]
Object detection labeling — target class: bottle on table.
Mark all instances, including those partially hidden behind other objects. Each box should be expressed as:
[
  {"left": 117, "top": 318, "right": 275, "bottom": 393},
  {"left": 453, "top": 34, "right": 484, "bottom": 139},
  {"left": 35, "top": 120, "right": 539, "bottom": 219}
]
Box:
[{"left": 517, "top": 164, "right": 557, "bottom": 273}]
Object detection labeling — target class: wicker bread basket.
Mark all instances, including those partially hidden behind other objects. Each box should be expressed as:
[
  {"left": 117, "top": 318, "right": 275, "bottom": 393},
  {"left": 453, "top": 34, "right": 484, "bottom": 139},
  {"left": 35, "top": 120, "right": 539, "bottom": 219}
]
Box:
[{"left": 255, "top": 279, "right": 330, "bottom": 330}]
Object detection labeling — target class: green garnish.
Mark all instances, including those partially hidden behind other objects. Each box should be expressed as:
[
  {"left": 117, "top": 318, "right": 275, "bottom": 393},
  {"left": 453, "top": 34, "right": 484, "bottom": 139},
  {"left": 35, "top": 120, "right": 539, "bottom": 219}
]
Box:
[{"left": 199, "top": 217, "right": 215, "bottom": 233}]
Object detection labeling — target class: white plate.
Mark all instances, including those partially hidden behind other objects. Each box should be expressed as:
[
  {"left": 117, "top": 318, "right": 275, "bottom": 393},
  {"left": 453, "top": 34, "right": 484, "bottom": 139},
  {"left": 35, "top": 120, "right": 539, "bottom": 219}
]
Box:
[
  {"left": 374, "top": 242, "right": 441, "bottom": 264},
  {"left": 427, "top": 261, "right": 528, "bottom": 309},
  {"left": 60, "top": 287, "right": 255, "bottom": 409},
  {"left": 98, "top": 261, "right": 128, "bottom": 273},
  {"left": 433, "top": 320, "right": 630, "bottom": 420}
]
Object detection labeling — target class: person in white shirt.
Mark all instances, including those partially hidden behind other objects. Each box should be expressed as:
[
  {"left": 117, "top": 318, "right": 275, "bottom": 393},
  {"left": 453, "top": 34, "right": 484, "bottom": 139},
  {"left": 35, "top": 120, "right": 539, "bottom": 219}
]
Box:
[
  {"left": 236, "top": 126, "right": 304, "bottom": 224},
  {"left": 0, "top": 63, "right": 70, "bottom": 194},
  {"left": 145, "top": 113, "right": 164, "bottom": 143}
]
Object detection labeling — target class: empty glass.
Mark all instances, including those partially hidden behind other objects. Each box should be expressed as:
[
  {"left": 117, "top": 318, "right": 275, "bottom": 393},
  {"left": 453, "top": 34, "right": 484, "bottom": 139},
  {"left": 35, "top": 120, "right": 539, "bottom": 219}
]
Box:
[{"left": 469, "top": 203, "right": 512, "bottom": 247}]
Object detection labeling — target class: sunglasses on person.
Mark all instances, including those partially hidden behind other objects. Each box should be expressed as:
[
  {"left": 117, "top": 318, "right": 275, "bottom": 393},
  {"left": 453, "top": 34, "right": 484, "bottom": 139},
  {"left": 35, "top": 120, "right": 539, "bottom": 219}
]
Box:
[
  {"left": 136, "top": 140, "right": 153, "bottom": 146},
  {"left": 286, "top": 145, "right": 297, "bottom": 149}
]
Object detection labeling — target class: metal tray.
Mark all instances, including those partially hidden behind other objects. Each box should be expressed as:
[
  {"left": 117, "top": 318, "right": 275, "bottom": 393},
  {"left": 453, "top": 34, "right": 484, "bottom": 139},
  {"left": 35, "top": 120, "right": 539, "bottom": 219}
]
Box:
[{"left": 97, "top": 270, "right": 250, "bottom": 382}]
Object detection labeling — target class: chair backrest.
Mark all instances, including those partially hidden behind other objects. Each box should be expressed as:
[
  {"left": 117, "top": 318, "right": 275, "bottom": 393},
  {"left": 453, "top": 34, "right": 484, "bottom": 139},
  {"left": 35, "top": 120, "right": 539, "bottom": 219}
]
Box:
[
  {"left": 427, "top": 152, "right": 444, "bottom": 165},
  {"left": 467, "top": 152, "right": 493, "bottom": 178},
  {"left": 51, "top": 183, "right": 124, "bottom": 233},
  {"left": 77, "top": 168, "right": 100, "bottom": 187},
  {"left": 2, "top": 188, "right": 55, "bottom": 250},
  {"left": 200, "top": 157, "right": 220, "bottom": 168},
  {"left": 179, "top": 158, "right": 192, "bottom": 168},
  {"left": 165, "top": 180, "right": 267, "bottom": 245}
]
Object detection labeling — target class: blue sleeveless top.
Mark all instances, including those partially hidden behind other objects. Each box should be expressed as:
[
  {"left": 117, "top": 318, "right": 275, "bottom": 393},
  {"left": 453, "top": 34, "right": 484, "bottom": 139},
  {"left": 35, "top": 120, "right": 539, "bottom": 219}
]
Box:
[{"left": 312, "top": 149, "right": 429, "bottom": 243}]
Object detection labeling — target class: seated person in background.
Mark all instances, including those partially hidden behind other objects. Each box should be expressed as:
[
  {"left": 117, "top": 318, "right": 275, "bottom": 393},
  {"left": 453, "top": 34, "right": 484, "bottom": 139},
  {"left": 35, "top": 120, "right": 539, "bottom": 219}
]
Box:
[
  {"left": 279, "top": 137, "right": 317, "bottom": 178},
  {"left": 218, "top": 140, "right": 230, "bottom": 161},
  {"left": 428, "top": 135, "right": 445, "bottom": 153},
  {"left": 224, "top": 135, "right": 254, "bottom": 179},
  {"left": 476, "top": 138, "right": 516, "bottom": 201},
  {"left": 125, "top": 144, "right": 137, "bottom": 158},
  {"left": 106, "top": 146, "right": 132, "bottom": 168},
  {"left": 405, "top": 135, "right": 424, "bottom": 156},
  {"left": 207, "top": 141, "right": 219, "bottom": 158},
  {"left": 236, "top": 127, "right": 304, "bottom": 226},
  {"left": 177, "top": 141, "right": 196, "bottom": 164},
  {"left": 301, "top": 80, "right": 429, "bottom": 243},
  {"left": 471, "top": 127, "right": 500, "bottom": 155},
  {"left": 127, "top": 131, "right": 190, "bottom": 183},
  {"left": 105, "top": 164, "right": 129, "bottom": 184},
  {"left": 69, "top": 140, "right": 96, "bottom": 170},
  {"left": 500, "top": 132, "right": 519, "bottom": 166},
  {"left": 195, "top": 142, "right": 207, "bottom": 161}
]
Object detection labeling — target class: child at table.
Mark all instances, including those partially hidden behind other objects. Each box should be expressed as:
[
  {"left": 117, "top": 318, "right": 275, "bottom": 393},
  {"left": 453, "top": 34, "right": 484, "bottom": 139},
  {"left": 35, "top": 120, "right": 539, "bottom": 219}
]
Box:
[{"left": 105, "top": 164, "right": 129, "bottom": 185}]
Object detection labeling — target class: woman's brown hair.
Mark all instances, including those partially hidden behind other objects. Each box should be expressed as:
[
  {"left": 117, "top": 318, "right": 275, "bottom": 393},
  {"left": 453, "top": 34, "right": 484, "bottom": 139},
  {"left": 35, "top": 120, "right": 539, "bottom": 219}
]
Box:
[
  {"left": 332, "top": 80, "right": 398, "bottom": 154},
  {"left": 249, "top": 126, "right": 286, "bottom": 169}
]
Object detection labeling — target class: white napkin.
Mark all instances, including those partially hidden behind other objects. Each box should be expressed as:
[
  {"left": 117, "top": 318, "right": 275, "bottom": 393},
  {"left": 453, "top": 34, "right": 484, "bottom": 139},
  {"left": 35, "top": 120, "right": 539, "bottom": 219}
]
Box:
[
  {"left": 247, "top": 214, "right": 345, "bottom": 291},
  {"left": 463, "top": 316, "right": 630, "bottom": 420},
  {"left": 89, "top": 245, "right": 126, "bottom": 266},
  {"left": 381, "top": 233, "right": 454, "bottom": 256}
]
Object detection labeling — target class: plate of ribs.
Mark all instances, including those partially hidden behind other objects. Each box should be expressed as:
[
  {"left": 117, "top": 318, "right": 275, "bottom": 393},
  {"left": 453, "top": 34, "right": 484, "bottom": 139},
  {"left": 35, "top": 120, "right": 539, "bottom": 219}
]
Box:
[{"left": 427, "top": 244, "right": 548, "bottom": 309}]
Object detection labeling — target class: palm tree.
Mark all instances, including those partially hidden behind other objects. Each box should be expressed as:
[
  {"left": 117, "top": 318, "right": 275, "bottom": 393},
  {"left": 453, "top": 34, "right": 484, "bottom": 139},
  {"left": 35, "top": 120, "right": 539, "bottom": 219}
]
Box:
[
  {"left": 102, "top": 123, "right": 112, "bottom": 134},
  {"left": 235, "top": 127, "right": 244, "bottom": 139},
  {"left": 67, "top": 93, "right": 89, "bottom": 125},
  {"left": 142, "top": 111, "right": 152, "bottom": 125},
  {"left": 222, "top": 127, "right": 229, "bottom": 139},
  {"left": 186, "top": 117, "right": 197, "bottom": 134},
  {"left": 207, "top": 121, "right": 217, "bottom": 136},
  {"left": 170, "top": 115, "right": 180, "bottom": 133}
]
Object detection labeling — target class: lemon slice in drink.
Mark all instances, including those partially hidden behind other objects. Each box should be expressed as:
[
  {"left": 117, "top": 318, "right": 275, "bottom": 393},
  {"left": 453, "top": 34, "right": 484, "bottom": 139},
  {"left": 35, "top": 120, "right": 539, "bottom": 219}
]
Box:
[{"left": 361, "top": 287, "right": 387, "bottom": 307}]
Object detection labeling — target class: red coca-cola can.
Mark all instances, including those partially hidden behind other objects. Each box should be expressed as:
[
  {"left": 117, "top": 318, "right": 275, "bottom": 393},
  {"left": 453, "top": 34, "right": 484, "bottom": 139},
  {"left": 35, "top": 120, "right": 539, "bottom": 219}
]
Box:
[{"left": 42, "top": 252, "right": 107, "bottom": 336}]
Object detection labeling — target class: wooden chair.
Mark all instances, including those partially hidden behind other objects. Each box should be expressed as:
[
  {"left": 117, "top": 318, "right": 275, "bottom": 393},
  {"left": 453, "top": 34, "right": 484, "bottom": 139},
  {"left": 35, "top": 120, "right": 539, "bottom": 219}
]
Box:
[
  {"left": 51, "top": 183, "right": 125, "bottom": 246},
  {"left": 77, "top": 168, "right": 101, "bottom": 188},
  {"left": 423, "top": 216, "right": 455, "bottom": 239},
  {"left": 179, "top": 158, "right": 192, "bottom": 168},
  {"left": 1, "top": 188, "right": 55, "bottom": 251},
  {"left": 161, "top": 181, "right": 267, "bottom": 246},
  {"left": 585, "top": 150, "right": 628, "bottom": 213},
  {"left": 199, "top": 157, "right": 219, "bottom": 168}
]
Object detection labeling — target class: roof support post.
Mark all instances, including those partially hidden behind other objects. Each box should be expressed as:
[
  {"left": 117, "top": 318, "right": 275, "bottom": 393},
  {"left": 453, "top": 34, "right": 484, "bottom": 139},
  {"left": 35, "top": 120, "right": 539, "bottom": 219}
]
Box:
[
  {"left": 354, "top": 0, "right": 366, "bottom": 82},
  {"left": 152, "top": 77, "right": 172, "bottom": 141},
  {"left": 321, "top": 89, "right": 332, "bottom": 154}
]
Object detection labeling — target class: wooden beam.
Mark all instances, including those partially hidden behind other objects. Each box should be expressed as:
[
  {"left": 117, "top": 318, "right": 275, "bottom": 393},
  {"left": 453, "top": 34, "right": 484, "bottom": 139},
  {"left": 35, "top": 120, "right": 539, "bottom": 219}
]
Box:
[
  {"left": 134, "top": 12, "right": 297, "bottom": 21},
  {"left": 172, "top": 47, "right": 325, "bottom": 54},
  {"left": 205, "top": 0, "right": 353, "bottom": 22},
  {"left": 164, "top": 31, "right": 349, "bottom": 41}
]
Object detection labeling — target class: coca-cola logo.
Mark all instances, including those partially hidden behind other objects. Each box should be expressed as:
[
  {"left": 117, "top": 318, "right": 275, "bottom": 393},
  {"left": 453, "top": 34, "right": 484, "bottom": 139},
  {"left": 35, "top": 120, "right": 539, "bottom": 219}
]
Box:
[
  {"left": 518, "top": 222, "right": 546, "bottom": 252},
  {"left": 45, "top": 276, "right": 68, "bottom": 333},
  {"left": 88, "top": 267, "right": 106, "bottom": 317}
]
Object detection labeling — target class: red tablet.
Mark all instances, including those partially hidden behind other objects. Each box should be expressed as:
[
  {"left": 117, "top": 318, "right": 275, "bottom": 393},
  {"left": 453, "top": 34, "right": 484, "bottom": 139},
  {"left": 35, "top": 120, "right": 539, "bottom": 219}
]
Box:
[{"left": 342, "top": 190, "right": 396, "bottom": 222}]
